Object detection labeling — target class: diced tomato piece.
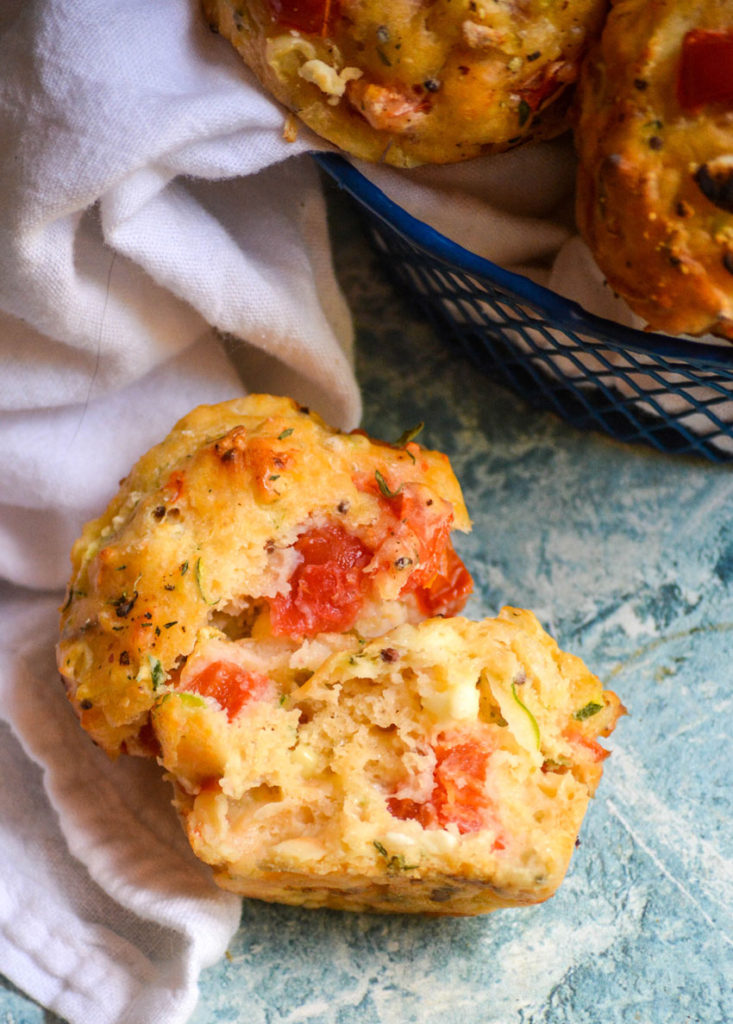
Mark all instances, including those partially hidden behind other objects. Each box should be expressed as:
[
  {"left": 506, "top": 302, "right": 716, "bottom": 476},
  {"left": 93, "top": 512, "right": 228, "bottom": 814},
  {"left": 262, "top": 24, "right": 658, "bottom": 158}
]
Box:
[
  {"left": 355, "top": 474, "right": 473, "bottom": 617},
  {"left": 386, "top": 795, "right": 437, "bottom": 830},
  {"left": 388, "top": 733, "right": 503, "bottom": 839},
  {"left": 265, "top": 0, "right": 338, "bottom": 35},
  {"left": 432, "top": 737, "right": 495, "bottom": 835},
  {"left": 518, "top": 60, "right": 575, "bottom": 113},
  {"left": 386, "top": 487, "right": 473, "bottom": 616},
  {"left": 677, "top": 29, "right": 733, "bottom": 111},
  {"left": 564, "top": 727, "right": 610, "bottom": 763},
  {"left": 386, "top": 487, "right": 451, "bottom": 589},
  {"left": 184, "top": 660, "right": 271, "bottom": 720},
  {"left": 413, "top": 544, "right": 474, "bottom": 618},
  {"left": 268, "top": 524, "right": 373, "bottom": 638},
  {"left": 347, "top": 80, "right": 431, "bottom": 132}
]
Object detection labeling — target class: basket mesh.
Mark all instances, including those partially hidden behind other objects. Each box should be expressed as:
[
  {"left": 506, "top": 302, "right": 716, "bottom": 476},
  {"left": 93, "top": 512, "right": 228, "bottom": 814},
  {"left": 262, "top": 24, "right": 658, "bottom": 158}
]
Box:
[{"left": 317, "top": 153, "right": 733, "bottom": 462}]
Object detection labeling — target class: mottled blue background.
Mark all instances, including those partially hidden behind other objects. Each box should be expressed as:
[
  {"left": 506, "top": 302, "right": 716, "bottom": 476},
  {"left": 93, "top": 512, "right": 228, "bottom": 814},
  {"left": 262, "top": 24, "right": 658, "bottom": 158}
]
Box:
[{"left": 3, "top": 176, "right": 731, "bottom": 1024}]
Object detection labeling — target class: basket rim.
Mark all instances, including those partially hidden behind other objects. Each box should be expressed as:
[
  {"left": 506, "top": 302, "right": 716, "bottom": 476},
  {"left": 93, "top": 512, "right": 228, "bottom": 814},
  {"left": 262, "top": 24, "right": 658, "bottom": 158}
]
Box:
[{"left": 315, "top": 151, "right": 733, "bottom": 369}]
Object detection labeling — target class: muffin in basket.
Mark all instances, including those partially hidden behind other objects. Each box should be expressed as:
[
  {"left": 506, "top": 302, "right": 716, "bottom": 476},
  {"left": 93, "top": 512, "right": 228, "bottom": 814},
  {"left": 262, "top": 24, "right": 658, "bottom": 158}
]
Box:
[
  {"left": 575, "top": 0, "right": 733, "bottom": 339},
  {"left": 202, "top": 0, "right": 610, "bottom": 166},
  {"left": 58, "top": 395, "right": 623, "bottom": 915}
]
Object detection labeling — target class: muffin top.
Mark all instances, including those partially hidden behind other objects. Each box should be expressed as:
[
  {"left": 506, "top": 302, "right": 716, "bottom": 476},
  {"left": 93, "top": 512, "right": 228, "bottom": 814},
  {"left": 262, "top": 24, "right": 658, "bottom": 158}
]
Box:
[
  {"left": 575, "top": 0, "right": 733, "bottom": 338},
  {"left": 203, "top": 0, "right": 609, "bottom": 165},
  {"left": 57, "top": 395, "right": 472, "bottom": 757}
]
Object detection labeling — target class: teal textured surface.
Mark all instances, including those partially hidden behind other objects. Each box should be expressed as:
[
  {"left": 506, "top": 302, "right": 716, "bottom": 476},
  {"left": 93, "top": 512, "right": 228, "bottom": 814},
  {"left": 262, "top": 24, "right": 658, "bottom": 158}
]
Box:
[{"left": 3, "top": 184, "right": 731, "bottom": 1024}]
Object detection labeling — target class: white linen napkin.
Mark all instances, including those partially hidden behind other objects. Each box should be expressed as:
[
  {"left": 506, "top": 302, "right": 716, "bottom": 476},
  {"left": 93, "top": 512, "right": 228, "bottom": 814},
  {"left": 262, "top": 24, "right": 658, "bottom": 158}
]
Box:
[{"left": 0, "top": 1, "right": 361, "bottom": 1021}]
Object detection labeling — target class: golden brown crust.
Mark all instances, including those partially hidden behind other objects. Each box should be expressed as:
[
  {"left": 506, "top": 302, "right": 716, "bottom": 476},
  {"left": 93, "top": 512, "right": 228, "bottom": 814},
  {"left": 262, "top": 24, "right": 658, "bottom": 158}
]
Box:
[
  {"left": 574, "top": 0, "right": 733, "bottom": 339},
  {"left": 203, "top": 0, "right": 609, "bottom": 166}
]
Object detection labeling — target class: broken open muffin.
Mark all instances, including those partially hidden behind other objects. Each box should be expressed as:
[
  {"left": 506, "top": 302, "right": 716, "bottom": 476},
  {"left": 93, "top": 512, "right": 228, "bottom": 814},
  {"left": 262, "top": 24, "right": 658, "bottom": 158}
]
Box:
[
  {"left": 57, "top": 394, "right": 472, "bottom": 758},
  {"left": 57, "top": 395, "right": 622, "bottom": 915},
  {"left": 158, "top": 609, "right": 624, "bottom": 914}
]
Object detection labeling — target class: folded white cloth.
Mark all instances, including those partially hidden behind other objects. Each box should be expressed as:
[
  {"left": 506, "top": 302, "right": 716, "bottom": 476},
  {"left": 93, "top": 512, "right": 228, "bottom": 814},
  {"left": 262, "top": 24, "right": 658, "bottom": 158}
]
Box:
[
  {"left": 0, "top": 0, "right": 360, "bottom": 592},
  {"left": 0, "top": 590, "right": 243, "bottom": 1024},
  {"left": 0, "top": 1, "right": 361, "bottom": 1021},
  {"left": 357, "top": 139, "right": 578, "bottom": 280}
]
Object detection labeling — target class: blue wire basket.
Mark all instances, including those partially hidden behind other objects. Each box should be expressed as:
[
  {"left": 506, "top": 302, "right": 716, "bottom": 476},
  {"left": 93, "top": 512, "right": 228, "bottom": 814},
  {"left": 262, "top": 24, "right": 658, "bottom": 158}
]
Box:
[{"left": 315, "top": 151, "right": 733, "bottom": 463}]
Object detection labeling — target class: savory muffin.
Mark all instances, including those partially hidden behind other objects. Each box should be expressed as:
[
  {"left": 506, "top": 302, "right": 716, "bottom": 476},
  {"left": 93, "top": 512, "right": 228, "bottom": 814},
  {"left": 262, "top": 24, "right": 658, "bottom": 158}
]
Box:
[
  {"left": 57, "top": 396, "right": 623, "bottom": 915},
  {"left": 159, "top": 609, "right": 624, "bottom": 915},
  {"left": 574, "top": 0, "right": 733, "bottom": 339},
  {"left": 57, "top": 395, "right": 472, "bottom": 759},
  {"left": 202, "top": 0, "right": 610, "bottom": 166}
]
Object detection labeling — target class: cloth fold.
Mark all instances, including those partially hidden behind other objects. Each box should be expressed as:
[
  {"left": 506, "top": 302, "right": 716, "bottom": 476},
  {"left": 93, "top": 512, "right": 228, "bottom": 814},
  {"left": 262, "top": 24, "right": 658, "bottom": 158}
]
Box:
[
  {"left": 0, "top": 2, "right": 359, "bottom": 1021},
  {"left": 0, "top": 591, "right": 242, "bottom": 1024}
]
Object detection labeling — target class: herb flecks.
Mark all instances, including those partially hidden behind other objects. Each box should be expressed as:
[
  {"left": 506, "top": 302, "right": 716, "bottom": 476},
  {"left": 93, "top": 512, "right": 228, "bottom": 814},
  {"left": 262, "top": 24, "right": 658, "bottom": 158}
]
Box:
[
  {"left": 394, "top": 422, "right": 424, "bottom": 447},
  {"left": 375, "top": 469, "right": 403, "bottom": 499},
  {"left": 573, "top": 700, "right": 604, "bottom": 721},
  {"left": 373, "top": 840, "right": 418, "bottom": 873},
  {"left": 112, "top": 591, "right": 138, "bottom": 618},
  {"left": 149, "top": 655, "right": 166, "bottom": 691}
]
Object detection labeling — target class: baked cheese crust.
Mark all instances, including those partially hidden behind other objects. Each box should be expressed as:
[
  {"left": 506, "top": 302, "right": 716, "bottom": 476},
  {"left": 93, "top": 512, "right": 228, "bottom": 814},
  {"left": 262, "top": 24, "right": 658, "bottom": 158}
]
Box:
[
  {"left": 575, "top": 0, "right": 733, "bottom": 339},
  {"left": 202, "top": 0, "right": 609, "bottom": 166}
]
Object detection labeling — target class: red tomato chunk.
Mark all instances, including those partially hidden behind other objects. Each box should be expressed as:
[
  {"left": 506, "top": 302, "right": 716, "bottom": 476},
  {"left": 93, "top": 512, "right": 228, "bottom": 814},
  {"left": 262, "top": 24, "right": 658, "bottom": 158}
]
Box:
[
  {"left": 266, "top": 0, "right": 338, "bottom": 35},
  {"left": 677, "top": 29, "right": 733, "bottom": 111},
  {"left": 186, "top": 660, "right": 271, "bottom": 720},
  {"left": 358, "top": 475, "right": 474, "bottom": 618},
  {"left": 388, "top": 734, "right": 504, "bottom": 842},
  {"left": 268, "top": 524, "right": 373, "bottom": 638}
]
